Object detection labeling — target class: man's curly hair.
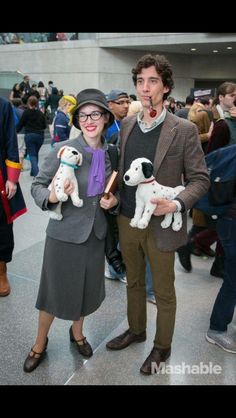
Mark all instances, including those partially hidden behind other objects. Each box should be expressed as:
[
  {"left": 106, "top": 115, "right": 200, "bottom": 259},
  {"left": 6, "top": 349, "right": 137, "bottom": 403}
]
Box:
[{"left": 132, "top": 54, "right": 174, "bottom": 101}]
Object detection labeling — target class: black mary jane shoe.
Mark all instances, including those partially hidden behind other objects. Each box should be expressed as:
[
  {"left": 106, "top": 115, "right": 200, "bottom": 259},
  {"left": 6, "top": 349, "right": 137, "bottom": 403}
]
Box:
[
  {"left": 23, "top": 337, "right": 48, "bottom": 373},
  {"left": 69, "top": 326, "right": 93, "bottom": 358}
]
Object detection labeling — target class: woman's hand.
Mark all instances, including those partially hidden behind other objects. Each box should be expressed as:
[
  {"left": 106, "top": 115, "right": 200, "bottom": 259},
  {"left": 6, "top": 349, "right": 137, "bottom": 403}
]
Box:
[
  {"left": 49, "top": 179, "right": 75, "bottom": 203},
  {"left": 207, "top": 121, "right": 214, "bottom": 139},
  {"left": 5, "top": 180, "right": 17, "bottom": 200},
  {"left": 63, "top": 179, "right": 75, "bottom": 196},
  {"left": 100, "top": 192, "right": 118, "bottom": 210}
]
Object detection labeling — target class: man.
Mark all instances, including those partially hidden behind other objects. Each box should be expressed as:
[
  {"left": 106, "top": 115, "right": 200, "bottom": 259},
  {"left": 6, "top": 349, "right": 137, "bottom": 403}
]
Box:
[
  {"left": 175, "top": 95, "right": 194, "bottom": 119},
  {"left": 0, "top": 97, "right": 27, "bottom": 296},
  {"left": 104, "top": 89, "right": 130, "bottom": 283},
  {"left": 19, "top": 75, "right": 31, "bottom": 97},
  {"left": 106, "top": 54, "right": 210, "bottom": 375},
  {"left": 105, "top": 89, "right": 130, "bottom": 144},
  {"left": 177, "top": 82, "right": 236, "bottom": 274},
  {"left": 47, "top": 81, "right": 54, "bottom": 96},
  {"left": 214, "top": 82, "right": 236, "bottom": 145}
]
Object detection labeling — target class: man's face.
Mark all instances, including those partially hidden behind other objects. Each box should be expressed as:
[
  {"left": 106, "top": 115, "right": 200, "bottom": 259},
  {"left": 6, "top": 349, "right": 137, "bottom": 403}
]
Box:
[
  {"left": 108, "top": 96, "right": 130, "bottom": 120},
  {"left": 136, "top": 65, "right": 169, "bottom": 110},
  {"left": 219, "top": 90, "right": 236, "bottom": 111}
]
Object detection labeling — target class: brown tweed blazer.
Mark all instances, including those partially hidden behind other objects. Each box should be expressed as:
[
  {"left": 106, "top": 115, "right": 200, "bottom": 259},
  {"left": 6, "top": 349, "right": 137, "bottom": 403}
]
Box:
[{"left": 119, "top": 111, "right": 210, "bottom": 251}]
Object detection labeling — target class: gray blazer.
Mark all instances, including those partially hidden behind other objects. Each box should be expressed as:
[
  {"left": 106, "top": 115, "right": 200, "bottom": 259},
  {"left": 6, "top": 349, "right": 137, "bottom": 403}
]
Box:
[
  {"left": 31, "top": 134, "right": 112, "bottom": 244},
  {"left": 119, "top": 111, "right": 210, "bottom": 251}
]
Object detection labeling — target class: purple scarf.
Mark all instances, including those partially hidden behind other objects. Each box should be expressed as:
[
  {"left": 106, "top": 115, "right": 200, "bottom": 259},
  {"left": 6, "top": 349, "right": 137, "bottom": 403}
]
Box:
[{"left": 85, "top": 147, "right": 106, "bottom": 196}]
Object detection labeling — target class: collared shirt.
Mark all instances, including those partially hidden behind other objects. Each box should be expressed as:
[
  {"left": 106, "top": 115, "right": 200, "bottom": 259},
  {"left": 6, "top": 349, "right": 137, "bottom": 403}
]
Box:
[{"left": 137, "top": 107, "right": 167, "bottom": 133}]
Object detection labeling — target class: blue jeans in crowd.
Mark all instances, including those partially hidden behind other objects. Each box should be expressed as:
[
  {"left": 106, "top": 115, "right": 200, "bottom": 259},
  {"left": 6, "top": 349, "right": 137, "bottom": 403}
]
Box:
[
  {"left": 210, "top": 217, "right": 236, "bottom": 331},
  {"left": 146, "top": 259, "right": 155, "bottom": 299},
  {"left": 24, "top": 133, "right": 44, "bottom": 177}
]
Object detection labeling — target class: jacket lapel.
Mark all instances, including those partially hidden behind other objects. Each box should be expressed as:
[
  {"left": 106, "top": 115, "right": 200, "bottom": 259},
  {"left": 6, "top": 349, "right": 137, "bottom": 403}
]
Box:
[
  {"left": 153, "top": 112, "right": 179, "bottom": 176},
  {"left": 119, "top": 115, "right": 137, "bottom": 186}
]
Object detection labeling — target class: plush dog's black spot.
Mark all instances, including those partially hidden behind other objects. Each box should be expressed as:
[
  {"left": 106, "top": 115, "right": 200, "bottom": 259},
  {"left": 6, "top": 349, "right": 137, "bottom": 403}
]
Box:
[{"left": 142, "top": 162, "right": 153, "bottom": 179}]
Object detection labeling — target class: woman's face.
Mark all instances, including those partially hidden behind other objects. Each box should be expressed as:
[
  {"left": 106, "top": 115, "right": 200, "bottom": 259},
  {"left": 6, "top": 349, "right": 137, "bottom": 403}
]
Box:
[{"left": 78, "top": 104, "right": 109, "bottom": 139}]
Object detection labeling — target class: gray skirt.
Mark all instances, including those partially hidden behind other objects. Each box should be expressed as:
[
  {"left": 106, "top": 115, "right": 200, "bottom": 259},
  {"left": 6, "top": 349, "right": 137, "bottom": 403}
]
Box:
[{"left": 36, "top": 231, "right": 105, "bottom": 320}]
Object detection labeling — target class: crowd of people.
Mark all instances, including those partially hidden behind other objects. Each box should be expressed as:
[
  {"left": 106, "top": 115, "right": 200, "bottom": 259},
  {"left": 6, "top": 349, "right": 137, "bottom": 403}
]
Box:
[
  {"left": 1, "top": 54, "right": 236, "bottom": 378},
  {"left": 0, "top": 33, "right": 79, "bottom": 45}
]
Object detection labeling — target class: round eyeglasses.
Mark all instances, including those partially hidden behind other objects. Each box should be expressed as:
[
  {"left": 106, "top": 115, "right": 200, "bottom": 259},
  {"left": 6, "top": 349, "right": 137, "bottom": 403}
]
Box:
[{"left": 78, "top": 111, "right": 104, "bottom": 122}]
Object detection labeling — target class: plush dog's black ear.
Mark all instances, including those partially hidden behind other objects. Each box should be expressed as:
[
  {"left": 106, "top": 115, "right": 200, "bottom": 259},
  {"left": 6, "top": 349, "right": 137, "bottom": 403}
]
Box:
[{"left": 142, "top": 162, "right": 153, "bottom": 178}]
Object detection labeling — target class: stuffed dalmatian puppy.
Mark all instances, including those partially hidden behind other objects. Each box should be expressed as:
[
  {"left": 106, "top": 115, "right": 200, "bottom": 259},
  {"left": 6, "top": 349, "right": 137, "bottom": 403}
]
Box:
[
  {"left": 48, "top": 145, "right": 83, "bottom": 220},
  {"left": 123, "top": 157, "right": 185, "bottom": 231}
]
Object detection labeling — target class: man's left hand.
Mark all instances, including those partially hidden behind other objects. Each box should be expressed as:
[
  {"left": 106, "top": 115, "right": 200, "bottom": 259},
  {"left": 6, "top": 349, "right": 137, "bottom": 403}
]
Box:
[
  {"left": 151, "top": 198, "right": 177, "bottom": 216},
  {"left": 5, "top": 180, "right": 17, "bottom": 200}
]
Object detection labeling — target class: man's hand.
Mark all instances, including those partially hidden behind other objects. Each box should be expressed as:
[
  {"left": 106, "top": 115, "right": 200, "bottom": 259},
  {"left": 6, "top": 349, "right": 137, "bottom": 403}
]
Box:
[
  {"left": 5, "top": 180, "right": 17, "bottom": 200},
  {"left": 229, "top": 106, "right": 236, "bottom": 118},
  {"left": 150, "top": 198, "right": 177, "bottom": 216}
]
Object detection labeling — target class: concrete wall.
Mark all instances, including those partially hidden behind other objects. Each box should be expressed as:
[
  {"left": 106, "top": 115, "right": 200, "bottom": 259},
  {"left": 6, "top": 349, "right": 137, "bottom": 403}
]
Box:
[
  {"left": 0, "top": 40, "right": 100, "bottom": 96},
  {"left": 1, "top": 38, "right": 236, "bottom": 101}
]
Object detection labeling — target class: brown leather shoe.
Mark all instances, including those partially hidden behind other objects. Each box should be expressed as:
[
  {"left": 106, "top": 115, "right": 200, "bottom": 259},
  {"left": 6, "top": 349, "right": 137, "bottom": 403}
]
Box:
[
  {"left": 106, "top": 329, "right": 146, "bottom": 350},
  {"left": 69, "top": 326, "right": 93, "bottom": 358},
  {"left": 0, "top": 261, "right": 11, "bottom": 297},
  {"left": 140, "top": 346, "right": 171, "bottom": 375},
  {"left": 23, "top": 337, "right": 48, "bottom": 373}
]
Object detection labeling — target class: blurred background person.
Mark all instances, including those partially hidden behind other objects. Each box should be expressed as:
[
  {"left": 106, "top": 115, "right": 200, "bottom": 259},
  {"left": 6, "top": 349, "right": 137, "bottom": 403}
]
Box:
[
  {"left": 0, "top": 96, "right": 26, "bottom": 297},
  {"left": 9, "top": 83, "right": 22, "bottom": 102},
  {"left": 16, "top": 96, "right": 46, "bottom": 177}
]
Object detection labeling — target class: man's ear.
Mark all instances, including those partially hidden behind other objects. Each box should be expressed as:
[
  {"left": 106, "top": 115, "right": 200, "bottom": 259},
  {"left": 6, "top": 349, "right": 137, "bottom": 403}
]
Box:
[{"left": 142, "top": 162, "right": 153, "bottom": 178}]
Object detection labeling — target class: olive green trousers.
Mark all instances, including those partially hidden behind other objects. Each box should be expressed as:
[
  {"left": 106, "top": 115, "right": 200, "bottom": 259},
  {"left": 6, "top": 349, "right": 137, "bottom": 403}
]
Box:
[{"left": 118, "top": 214, "right": 176, "bottom": 349}]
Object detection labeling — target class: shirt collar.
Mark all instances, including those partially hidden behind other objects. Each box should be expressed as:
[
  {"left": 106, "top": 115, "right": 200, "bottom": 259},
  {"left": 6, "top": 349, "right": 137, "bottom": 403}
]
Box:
[
  {"left": 216, "top": 104, "right": 225, "bottom": 119},
  {"left": 137, "top": 107, "right": 167, "bottom": 133}
]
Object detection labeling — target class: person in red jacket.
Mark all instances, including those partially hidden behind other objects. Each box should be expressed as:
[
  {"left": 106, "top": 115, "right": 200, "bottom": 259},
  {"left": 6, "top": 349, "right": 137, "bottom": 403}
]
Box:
[{"left": 0, "top": 96, "right": 27, "bottom": 296}]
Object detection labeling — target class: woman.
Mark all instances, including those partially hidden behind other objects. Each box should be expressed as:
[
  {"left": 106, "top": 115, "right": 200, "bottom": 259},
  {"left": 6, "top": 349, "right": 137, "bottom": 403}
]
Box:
[
  {"left": 23, "top": 88, "right": 118, "bottom": 372},
  {"left": 52, "top": 95, "right": 77, "bottom": 146},
  {"left": 188, "top": 102, "right": 212, "bottom": 154},
  {"left": 37, "top": 81, "right": 48, "bottom": 113},
  {"left": 16, "top": 96, "right": 46, "bottom": 177},
  {"left": 9, "top": 83, "right": 22, "bottom": 101}
]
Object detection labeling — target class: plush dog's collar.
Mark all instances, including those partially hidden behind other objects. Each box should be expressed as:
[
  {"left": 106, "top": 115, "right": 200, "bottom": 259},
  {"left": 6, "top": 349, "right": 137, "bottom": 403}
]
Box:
[
  {"left": 140, "top": 177, "right": 155, "bottom": 184},
  {"left": 60, "top": 160, "right": 78, "bottom": 169}
]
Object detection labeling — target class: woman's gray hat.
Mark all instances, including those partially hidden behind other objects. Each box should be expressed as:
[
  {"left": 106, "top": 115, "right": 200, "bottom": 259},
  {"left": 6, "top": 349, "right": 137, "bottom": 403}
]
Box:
[{"left": 72, "top": 88, "right": 114, "bottom": 129}]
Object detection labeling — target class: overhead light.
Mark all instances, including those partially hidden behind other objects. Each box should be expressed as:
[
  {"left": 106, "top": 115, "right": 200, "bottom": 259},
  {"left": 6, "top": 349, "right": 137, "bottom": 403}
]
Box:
[
  {"left": 191, "top": 48, "right": 197, "bottom": 51},
  {"left": 213, "top": 50, "right": 218, "bottom": 53},
  {"left": 227, "top": 46, "right": 232, "bottom": 50}
]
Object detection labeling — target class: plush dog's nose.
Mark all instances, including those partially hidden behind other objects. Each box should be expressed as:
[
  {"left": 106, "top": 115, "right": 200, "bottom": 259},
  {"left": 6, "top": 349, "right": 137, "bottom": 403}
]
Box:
[
  {"left": 124, "top": 175, "right": 130, "bottom": 181},
  {"left": 72, "top": 151, "right": 78, "bottom": 155}
]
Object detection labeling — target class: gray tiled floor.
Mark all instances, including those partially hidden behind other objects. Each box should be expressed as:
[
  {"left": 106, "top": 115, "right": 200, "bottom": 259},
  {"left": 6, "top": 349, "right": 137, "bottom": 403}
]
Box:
[{"left": 0, "top": 144, "right": 235, "bottom": 385}]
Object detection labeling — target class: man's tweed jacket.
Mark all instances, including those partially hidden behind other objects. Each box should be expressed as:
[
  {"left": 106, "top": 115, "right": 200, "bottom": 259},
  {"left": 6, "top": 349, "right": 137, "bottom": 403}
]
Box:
[{"left": 119, "top": 111, "right": 210, "bottom": 251}]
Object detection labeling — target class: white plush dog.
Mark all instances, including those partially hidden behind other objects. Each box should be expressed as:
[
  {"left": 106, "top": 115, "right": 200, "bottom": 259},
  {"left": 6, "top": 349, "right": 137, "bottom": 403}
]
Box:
[
  {"left": 48, "top": 145, "right": 83, "bottom": 220},
  {"left": 123, "top": 157, "right": 185, "bottom": 231}
]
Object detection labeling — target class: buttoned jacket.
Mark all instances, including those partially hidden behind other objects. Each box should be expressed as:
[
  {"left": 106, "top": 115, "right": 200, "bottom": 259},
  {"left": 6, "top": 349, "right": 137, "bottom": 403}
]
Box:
[
  {"left": 31, "top": 134, "right": 112, "bottom": 244},
  {"left": 119, "top": 111, "right": 210, "bottom": 251}
]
